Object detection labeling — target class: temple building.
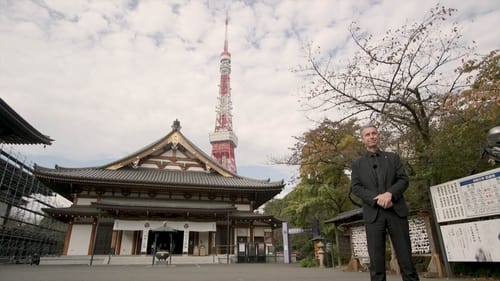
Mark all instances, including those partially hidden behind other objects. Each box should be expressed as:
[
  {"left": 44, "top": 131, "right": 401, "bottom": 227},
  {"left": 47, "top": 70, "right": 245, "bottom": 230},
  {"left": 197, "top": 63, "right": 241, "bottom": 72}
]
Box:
[{"left": 34, "top": 120, "right": 284, "bottom": 259}]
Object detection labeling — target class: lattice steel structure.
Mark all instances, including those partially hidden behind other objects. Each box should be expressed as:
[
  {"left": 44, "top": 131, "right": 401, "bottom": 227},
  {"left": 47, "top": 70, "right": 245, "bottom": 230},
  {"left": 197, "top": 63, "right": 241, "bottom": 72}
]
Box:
[
  {"left": 209, "top": 16, "right": 238, "bottom": 174},
  {"left": 0, "top": 145, "right": 69, "bottom": 263}
]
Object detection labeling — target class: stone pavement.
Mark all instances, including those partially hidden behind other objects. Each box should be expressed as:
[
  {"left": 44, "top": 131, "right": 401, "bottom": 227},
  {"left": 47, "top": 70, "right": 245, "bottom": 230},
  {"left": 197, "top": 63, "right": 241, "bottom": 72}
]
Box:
[{"left": 0, "top": 263, "right": 482, "bottom": 281}]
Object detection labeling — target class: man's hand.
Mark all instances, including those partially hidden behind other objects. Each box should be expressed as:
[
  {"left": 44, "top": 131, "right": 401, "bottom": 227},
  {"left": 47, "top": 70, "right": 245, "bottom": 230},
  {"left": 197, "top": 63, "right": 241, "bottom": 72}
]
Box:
[{"left": 374, "top": 192, "right": 393, "bottom": 209}]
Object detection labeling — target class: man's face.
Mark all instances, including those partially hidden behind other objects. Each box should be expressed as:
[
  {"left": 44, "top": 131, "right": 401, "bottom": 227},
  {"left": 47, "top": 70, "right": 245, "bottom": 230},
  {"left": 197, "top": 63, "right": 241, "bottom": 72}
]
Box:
[{"left": 361, "top": 126, "right": 378, "bottom": 150}]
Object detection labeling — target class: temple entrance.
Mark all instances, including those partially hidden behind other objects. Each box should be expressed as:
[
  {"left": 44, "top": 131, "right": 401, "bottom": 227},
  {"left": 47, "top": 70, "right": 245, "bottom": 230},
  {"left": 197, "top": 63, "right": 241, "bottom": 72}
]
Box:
[
  {"left": 146, "top": 230, "right": 184, "bottom": 255},
  {"left": 171, "top": 230, "right": 183, "bottom": 254},
  {"left": 112, "top": 220, "right": 218, "bottom": 256},
  {"left": 94, "top": 224, "right": 113, "bottom": 255},
  {"left": 216, "top": 225, "right": 229, "bottom": 254}
]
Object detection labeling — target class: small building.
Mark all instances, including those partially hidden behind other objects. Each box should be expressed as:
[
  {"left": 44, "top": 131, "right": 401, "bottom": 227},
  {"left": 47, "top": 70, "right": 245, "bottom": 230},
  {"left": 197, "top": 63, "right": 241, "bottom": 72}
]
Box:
[
  {"left": 325, "top": 208, "right": 443, "bottom": 276},
  {"left": 34, "top": 120, "right": 284, "bottom": 259}
]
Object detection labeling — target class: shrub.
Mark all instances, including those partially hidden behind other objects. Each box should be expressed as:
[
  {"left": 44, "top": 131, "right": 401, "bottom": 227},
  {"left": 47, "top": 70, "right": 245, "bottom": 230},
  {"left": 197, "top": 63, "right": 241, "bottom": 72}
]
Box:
[{"left": 300, "top": 257, "right": 319, "bottom": 267}]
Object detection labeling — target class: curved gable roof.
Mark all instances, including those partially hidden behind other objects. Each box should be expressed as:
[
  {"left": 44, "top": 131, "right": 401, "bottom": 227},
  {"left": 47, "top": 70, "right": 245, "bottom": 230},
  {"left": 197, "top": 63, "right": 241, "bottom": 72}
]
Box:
[
  {"left": 34, "top": 120, "right": 284, "bottom": 202},
  {"left": 102, "top": 119, "right": 235, "bottom": 177}
]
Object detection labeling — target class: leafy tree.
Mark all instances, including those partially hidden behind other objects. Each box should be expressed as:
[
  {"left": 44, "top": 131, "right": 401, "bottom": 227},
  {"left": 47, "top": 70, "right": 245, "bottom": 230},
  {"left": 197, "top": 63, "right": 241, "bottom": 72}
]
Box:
[
  {"left": 263, "top": 198, "right": 287, "bottom": 219},
  {"left": 461, "top": 50, "right": 500, "bottom": 94},
  {"left": 427, "top": 51, "right": 500, "bottom": 183},
  {"left": 261, "top": 198, "right": 287, "bottom": 252},
  {"left": 271, "top": 119, "right": 362, "bottom": 230},
  {"left": 298, "top": 119, "right": 362, "bottom": 179},
  {"left": 265, "top": 119, "right": 361, "bottom": 262}
]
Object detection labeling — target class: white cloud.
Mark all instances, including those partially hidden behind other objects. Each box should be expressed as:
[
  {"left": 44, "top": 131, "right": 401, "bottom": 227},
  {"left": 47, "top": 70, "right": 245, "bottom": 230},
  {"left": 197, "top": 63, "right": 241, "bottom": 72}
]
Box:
[{"left": 1, "top": 0, "right": 499, "bottom": 188}]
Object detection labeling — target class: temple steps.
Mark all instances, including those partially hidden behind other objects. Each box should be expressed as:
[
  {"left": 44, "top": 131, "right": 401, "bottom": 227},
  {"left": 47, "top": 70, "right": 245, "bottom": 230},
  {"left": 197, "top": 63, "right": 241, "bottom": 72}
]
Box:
[{"left": 40, "top": 255, "right": 229, "bottom": 266}]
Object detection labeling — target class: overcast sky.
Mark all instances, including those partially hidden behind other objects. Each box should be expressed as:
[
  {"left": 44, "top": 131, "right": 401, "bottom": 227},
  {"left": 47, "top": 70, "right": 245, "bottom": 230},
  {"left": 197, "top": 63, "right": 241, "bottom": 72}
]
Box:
[{"left": 1, "top": 0, "right": 499, "bottom": 197}]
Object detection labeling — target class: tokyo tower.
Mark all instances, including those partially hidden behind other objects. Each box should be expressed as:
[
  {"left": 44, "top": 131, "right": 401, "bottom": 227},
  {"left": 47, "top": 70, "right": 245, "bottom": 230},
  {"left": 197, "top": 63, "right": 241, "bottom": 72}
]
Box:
[{"left": 209, "top": 16, "right": 238, "bottom": 174}]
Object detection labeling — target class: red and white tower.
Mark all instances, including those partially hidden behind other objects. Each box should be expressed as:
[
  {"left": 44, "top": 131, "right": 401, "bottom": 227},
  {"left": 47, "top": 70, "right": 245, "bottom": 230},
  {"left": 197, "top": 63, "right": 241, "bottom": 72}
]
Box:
[{"left": 209, "top": 16, "right": 238, "bottom": 174}]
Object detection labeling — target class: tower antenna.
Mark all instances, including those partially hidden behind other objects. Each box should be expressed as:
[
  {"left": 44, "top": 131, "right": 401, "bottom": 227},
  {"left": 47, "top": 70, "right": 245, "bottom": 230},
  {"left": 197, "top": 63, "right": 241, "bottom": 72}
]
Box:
[{"left": 209, "top": 14, "right": 238, "bottom": 174}]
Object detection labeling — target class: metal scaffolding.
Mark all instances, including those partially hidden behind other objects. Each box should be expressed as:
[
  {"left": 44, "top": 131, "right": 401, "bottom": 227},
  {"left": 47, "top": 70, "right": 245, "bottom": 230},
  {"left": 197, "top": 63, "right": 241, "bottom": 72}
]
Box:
[{"left": 0, "top": 144, "right": 70, "bottom": 263}]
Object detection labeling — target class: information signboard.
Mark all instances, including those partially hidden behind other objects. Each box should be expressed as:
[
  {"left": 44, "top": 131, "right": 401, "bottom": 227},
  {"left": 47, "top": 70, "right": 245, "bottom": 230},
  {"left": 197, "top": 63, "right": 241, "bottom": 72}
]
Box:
[
  {"left": 440, "top": 218, "right": 500, "bottom": 262},
  {"left": 350, "top": 217, "right": 431, "bottom": 258},
  {"left": 430, "top": 168, "right": 500, "bottom": 223},
  {"left": 430, "top": 167, "right": 500, "bottom": 265}
]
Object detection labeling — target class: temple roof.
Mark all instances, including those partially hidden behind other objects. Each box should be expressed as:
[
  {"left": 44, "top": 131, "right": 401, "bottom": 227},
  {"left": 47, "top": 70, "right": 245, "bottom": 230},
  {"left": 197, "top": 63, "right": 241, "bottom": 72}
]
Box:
[
  {"left": 0, "top": 98, "right": 53, "bottom": 145},
  {"left": 100, "top": 119, "right": 234, "bottom": 176},
  {"left": 34, "top": 120, "right": 284, "bottom": 203},
  {"left": 34, "top": 166, "right": 283, "bottom": 190}
]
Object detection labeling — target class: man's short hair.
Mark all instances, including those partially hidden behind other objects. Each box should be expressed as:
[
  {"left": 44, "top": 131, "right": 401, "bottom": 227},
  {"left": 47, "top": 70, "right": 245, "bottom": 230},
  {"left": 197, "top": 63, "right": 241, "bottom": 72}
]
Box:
[{"left": 360, "top": 123, "right": 378, "bottom": 136}]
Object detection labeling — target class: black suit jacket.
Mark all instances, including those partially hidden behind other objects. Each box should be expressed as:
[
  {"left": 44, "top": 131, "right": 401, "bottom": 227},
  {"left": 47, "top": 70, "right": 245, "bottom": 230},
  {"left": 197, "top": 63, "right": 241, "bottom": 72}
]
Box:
[{"left": 351, "top": 150, "right": 409, "bottom": 223}]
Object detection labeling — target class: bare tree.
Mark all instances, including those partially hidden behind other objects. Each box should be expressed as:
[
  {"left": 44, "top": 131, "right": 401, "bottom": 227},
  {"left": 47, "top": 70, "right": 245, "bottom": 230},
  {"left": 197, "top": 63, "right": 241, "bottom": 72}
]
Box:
[{"left": 299, "top": 5, "right": 474, "bottom": 151}]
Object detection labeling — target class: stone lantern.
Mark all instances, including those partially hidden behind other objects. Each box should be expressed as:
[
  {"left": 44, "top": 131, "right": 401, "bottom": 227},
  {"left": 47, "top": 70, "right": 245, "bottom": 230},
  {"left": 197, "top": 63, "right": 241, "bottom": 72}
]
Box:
[{"left": 312, "top": 236, "right": 325, "bottom": 268}]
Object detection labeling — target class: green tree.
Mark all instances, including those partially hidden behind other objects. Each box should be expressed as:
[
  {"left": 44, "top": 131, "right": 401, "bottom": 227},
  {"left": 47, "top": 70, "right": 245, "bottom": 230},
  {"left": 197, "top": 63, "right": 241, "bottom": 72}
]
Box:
[
  {"left": 427, "top": 51, "right": 500, "bottom": 183},
  {"left": 268, "top": 119, "right": 363, "bottom": 263},
  {"left": 275, "top": 119, "right": 362, "bottom": 226},
  {"left": 263, "top": 198, "right": 287, "bottom": 219}
]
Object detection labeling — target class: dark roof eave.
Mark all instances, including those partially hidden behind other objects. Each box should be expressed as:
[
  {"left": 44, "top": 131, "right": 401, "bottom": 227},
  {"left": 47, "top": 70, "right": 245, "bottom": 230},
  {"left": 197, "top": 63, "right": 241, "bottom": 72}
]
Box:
[
  {"left": 42, "top": 207, "right": 102, "bottom": 216},
  {"left": 92, "top": 200, "right": 237, "bottom": 213},
  {"left": 229, "top": 212, "right": 284, "bottom": 226},
  {"left": 95, "top": 204, "right": 236, "bottom": 214},
  {"left": 324, "top": 208, "right": 428, "bottom": 225},
  {"left": 0, "top": 98, "right": 53, "bottom": 145},
  {"left": 324, "top": 208, "right": 363, "bottom": 224},
  {"left": 35, "top": 173, "right": 284, "bottom": 191}
]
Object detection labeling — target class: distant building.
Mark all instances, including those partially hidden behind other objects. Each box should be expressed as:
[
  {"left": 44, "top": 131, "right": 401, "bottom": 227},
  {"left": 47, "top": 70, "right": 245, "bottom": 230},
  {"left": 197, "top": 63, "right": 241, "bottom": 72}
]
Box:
[{"left": 0, "top": 98, "right": 70, "bottom": 263}]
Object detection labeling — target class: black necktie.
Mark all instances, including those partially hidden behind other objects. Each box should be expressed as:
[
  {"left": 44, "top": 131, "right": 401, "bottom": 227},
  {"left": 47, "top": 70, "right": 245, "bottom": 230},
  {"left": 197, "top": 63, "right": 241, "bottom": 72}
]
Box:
[{"left": 371, "top": 154, "right": 384, "bottom": 192}]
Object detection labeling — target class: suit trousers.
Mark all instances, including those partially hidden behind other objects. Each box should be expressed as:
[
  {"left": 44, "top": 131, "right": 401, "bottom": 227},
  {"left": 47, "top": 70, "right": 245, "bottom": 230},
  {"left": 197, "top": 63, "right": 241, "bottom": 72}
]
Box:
[{"left": 365, "top": 208, "right": 419, "bottom": 281}]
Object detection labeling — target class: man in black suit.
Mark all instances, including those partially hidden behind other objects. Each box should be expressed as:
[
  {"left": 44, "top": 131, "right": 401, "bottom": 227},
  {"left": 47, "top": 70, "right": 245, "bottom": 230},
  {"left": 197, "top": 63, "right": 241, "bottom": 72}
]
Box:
[{"left": 351, "top": 124, "right": 419, "bottom": 281}]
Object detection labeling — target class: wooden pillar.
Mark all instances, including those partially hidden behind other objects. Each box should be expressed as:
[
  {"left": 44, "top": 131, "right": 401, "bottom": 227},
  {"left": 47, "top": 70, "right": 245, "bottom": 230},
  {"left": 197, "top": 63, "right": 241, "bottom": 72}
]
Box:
[
  {"left": 117, "top": 231, "right": 123, "bottom": 255},
  {"left": 132, "top": 231, "right": 139, "bottom": 255},
  {"left": 88, "top": 216, "right": 98, "bottom": 255},
  {"left": 422, "top": 212, "right": 444, "bottom": 278},
  {"left": 111, "top": 230, "right": 122, "bottom": 255},
  {"left": 334, "top": 224, "right": 342, "bottom": 267},
  {"left": 62, "top": 219, "right": 73, "bottom": 255},
  {"left": 249, "top": 222, "right": 254, "bottom": 242}
]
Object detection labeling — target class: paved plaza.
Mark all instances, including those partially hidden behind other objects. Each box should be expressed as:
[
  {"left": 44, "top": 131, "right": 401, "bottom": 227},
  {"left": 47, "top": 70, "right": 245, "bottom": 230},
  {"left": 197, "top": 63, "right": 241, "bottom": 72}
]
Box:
[{"left": 0, "top": 263, "right": 483, "bottom": 281}]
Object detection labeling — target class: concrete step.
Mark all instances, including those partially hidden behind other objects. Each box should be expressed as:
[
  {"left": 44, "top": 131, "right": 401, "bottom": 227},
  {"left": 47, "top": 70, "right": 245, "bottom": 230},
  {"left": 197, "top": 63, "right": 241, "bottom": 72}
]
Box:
[
  {"left": 40, "top": 255, "right": 107, "bottom": 265},
  {"left": 111, "top": 255, "right": 218, "bottom": 265},
  {"left": 40, "top": 255, "right": 228, "bottom": 265}
]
